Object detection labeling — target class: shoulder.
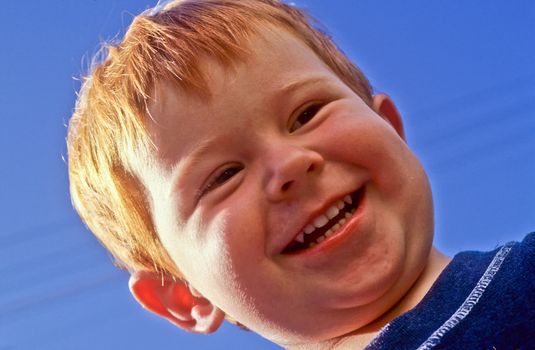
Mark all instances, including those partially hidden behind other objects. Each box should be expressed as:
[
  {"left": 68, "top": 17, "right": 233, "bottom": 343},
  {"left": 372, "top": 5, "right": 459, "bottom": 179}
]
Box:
[
  {"left": 497, "top": 231, "right": 535, "bottom": 290},
  {"left": 461, "top": 232, "right": 535, "bottom": 348},
  {"left": 469, "top": 232, "right": 535, "bottom": 297},
  {"left": 454, "top": 232, "right": 535, "bottom": 280},
  {"left": 500, "top": 231, "right": 535, "bottom": 277},
  {"left": 365, "top": 234, "right": 535, "bottom": 350},
  {"left": 518, "top": 231, "right": 535, "bottom": 253},
  {"left": 423, "top": 233, "right": 535, "bottom": 349}
]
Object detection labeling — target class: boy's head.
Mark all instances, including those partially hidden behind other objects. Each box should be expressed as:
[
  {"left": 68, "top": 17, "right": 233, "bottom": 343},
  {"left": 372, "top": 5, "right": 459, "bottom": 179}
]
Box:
[{"left": 68, "top": 0, "right": 434, "bottom": 346}]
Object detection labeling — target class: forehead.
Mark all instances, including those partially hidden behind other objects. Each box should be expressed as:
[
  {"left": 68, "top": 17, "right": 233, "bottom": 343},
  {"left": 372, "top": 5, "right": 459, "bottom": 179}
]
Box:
[{"left": 146, "top": 28, "right": 338, "bottom": 169}]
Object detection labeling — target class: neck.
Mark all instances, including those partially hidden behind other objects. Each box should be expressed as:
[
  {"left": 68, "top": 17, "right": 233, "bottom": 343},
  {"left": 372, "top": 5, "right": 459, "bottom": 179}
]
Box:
[{"left": 288, "top": 247, "right": 451, "bottom": 350}]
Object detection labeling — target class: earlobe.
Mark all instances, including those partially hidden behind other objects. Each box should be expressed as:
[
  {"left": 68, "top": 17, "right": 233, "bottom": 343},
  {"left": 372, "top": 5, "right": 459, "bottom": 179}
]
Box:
[
  {"left": 372, "top": 93, "right": 406, "bottom": 140},
  {"left": 129, "top": 271, "right": 225, "bottom": 334}
]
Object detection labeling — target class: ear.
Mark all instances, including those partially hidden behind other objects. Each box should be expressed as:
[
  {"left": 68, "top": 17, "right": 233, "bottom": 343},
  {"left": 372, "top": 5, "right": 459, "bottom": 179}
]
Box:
[
  {"left": 129, "top": 271, "right": 225, "bottom": 334},
  {"left": 372, "top": 93, "right": 406, "bottom": 140}
]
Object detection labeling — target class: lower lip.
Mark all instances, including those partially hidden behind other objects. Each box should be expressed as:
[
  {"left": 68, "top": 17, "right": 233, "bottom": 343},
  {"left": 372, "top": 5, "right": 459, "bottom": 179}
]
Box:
[{"left": 290, "top": 188, "right": 367, "bottom": 258}]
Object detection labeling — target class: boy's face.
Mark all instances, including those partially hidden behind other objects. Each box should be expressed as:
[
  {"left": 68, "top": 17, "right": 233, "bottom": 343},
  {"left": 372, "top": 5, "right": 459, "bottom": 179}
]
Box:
[{"left": 146, "top": 29, "right": 434, "bottom": 344}]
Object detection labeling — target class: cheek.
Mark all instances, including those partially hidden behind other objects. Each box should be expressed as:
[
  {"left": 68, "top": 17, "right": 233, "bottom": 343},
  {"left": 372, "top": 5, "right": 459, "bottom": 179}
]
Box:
[
  {"left": 186, "top": 204, "right": 267, "bottom": 305},
  {"left": 314, "top": 112, "right": 396, "bottom": 162},
  {"left": 207, "top": 191, "right": 267, "bottom": 263},
  {"left": 328, "top": 113, "right": 423, "bottom": 196},
  {"left": 200, "top": 206, "right": 296, "bottom": 328}
]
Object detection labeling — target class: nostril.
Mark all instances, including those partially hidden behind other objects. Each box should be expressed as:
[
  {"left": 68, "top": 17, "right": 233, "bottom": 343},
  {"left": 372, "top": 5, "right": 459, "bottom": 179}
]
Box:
[
  {"left": 281, "top": 181, "right": 293, "bottom": 192},
  {"left": 307, "top": 163, "right": 315, "bottom": 173}
]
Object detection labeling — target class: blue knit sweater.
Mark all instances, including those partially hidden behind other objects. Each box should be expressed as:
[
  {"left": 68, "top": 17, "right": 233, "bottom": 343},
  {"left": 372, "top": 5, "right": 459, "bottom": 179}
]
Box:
[{"left": 366, "top": 232, "right": 535, "bottom": 350}]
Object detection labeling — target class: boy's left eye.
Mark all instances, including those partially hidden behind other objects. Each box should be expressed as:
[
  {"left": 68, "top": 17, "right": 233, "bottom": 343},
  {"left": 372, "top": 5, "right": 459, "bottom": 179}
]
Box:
[
  {"left": 289, "top": 103, "right": 322, "bottom": 132},
  {"left": 200, "top": 165, "right": 243, "bottom": 197}
]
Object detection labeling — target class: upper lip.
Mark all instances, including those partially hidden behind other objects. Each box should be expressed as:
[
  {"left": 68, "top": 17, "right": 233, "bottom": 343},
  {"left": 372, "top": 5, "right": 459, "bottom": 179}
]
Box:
[{"left": 277, "top": 184, "right": 364, "bottom": 254}]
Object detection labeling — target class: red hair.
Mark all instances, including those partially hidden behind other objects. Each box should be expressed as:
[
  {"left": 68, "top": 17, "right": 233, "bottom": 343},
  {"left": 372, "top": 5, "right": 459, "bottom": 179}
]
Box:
[{"left": 67, "top": 0, "right": 373, "bottom": 279}]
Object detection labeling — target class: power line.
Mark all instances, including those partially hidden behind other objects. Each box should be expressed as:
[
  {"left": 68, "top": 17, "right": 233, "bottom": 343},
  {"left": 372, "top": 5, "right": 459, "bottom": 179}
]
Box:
[
  {"left": 411, "top": 73, "right": 535, "bottom": 124},
  {"left": 429, "top": 123, "right": 535, "bottom": 175},
  {"left": 0, "top": 271, "right": 122, "bottom": 322},
  {"left": 412, "top": 97, "right": 535, "bottom": 153},
  {"left": 0, "top": 216, "right": 80, "bottom": 247}
]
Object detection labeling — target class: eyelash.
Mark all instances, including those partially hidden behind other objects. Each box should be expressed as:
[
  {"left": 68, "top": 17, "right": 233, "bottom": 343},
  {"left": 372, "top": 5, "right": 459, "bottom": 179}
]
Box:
[
  {"left": 201, "top": 165, "right": 243, "bottom": 196},
  {"left": 290, "top": 103, "right": 323, "bottom": 132}
]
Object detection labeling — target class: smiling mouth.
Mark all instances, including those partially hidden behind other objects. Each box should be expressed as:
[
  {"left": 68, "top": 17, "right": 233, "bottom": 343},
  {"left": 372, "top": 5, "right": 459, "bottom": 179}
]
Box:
[{"left": 282, "top": 188, "right": 365, "bottom": 254}]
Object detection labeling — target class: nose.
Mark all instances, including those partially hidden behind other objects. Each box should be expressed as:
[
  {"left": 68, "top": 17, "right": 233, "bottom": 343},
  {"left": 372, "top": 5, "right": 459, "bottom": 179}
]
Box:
[{"left": 264, "top": 144, "right": 324, "bottom": 202}]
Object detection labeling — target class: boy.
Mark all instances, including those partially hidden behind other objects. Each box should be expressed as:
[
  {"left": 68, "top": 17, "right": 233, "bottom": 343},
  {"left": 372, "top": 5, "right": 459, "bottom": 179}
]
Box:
[{"left": 67, "top": 0, "right": 534, "bottom": 348}]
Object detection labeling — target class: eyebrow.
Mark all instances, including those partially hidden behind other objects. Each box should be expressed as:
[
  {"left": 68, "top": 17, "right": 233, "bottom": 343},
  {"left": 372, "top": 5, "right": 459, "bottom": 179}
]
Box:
[
  {"left": 169, "top": 135, "right": 220, "bottom": 188},
  {"left": 278, "top": 75, "right": 333, "bottom": 96}
]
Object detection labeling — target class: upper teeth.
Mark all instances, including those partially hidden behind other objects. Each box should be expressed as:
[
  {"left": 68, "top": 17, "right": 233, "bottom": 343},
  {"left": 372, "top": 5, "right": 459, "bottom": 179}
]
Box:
[{"left": 299, "top": 196, "right": 353, "bottom": 239}]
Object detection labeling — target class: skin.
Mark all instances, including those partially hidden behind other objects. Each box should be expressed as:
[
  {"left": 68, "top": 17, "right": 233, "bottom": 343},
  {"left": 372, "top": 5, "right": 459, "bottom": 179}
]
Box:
[{"left": 142, "top": 28, "right": 450, "bottom": 348}]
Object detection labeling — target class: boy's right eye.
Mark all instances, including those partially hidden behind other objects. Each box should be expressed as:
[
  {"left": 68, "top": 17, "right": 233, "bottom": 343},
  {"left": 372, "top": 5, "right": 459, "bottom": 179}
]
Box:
[
  {"left": 289, "top": 103, "right": 322, "bottom": 132},
  {"left": 200, "top": 164, "right": 243, "bottom": 197}
]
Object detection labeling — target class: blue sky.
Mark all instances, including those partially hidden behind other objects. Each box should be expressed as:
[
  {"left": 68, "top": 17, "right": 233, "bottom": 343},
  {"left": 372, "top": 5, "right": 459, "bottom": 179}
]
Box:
[{"left": 1, "top": 1, "right": 533, "bottom": 349}]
